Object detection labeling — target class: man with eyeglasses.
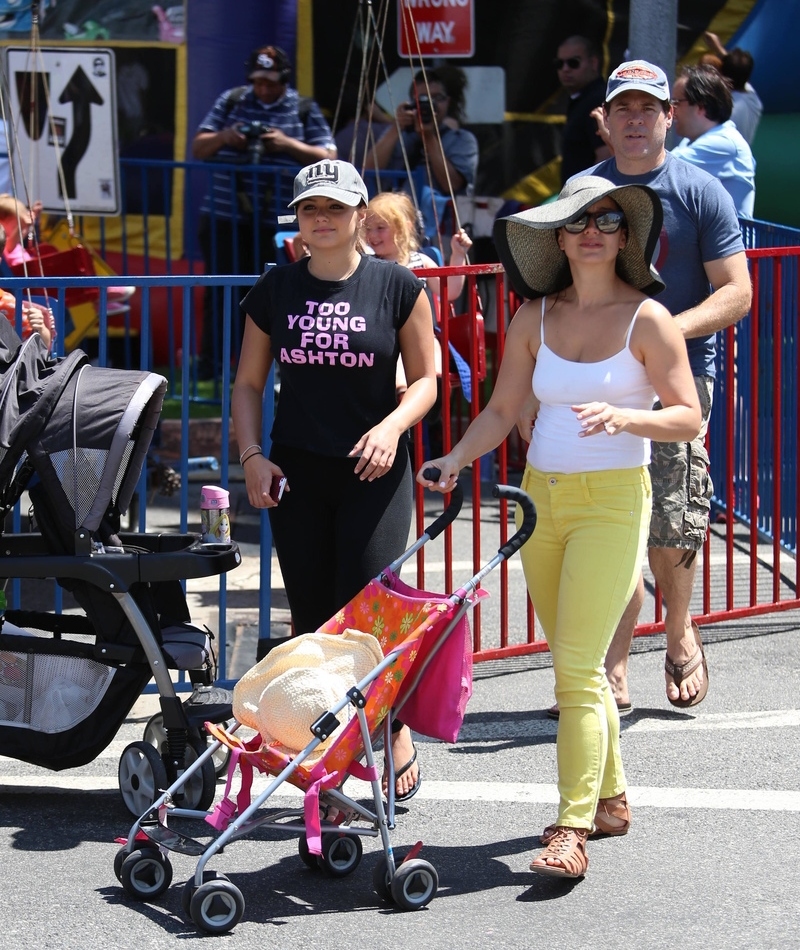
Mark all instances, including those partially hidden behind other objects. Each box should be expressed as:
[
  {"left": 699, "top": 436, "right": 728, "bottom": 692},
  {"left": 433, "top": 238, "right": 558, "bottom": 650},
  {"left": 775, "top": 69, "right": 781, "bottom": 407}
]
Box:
[
  {"left": 670, "top": 64, "right": 755, "bottom": 217},
  {"left": 555, "top": 36, "right": 611, "bottom": 185},
  {"left": 522, "top": 60, "right": 751, "bottom": 715}
]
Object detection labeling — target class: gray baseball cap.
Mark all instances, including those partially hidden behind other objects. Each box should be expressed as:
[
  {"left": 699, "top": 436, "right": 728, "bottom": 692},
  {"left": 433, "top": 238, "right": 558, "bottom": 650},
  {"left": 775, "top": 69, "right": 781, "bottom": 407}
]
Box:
[
  {"left": 288, "top": 160, "right": 369, "bottom": 208},
  {"left": 606, "top": 60, "right": 670, "bottom": 102}
]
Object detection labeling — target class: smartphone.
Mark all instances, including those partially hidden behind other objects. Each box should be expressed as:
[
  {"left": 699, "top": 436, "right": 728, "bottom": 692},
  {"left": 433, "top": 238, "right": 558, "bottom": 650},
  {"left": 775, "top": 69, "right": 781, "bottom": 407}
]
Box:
[{"left": 270, "top": 475, "right": 287, "bottom": 503}]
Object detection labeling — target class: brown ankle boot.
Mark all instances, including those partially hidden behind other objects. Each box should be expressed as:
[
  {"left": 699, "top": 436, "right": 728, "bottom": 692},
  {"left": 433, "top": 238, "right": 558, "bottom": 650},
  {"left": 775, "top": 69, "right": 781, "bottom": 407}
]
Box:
[
  {"left": 530, "top": 827, "right": 589, "bottom": 878},
  {"left": 593, "top": 791, "right": 631, "bottom": 836}
]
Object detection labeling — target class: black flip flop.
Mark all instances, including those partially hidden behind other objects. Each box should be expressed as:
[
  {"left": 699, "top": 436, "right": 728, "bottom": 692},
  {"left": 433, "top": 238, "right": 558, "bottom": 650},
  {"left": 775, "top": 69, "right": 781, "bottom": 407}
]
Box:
[
  {"left": 387, "top": 746, "right": 421, "bottom": 802},
  {"left": 547, "top": 700, "right": 633, "bottom": 720}
]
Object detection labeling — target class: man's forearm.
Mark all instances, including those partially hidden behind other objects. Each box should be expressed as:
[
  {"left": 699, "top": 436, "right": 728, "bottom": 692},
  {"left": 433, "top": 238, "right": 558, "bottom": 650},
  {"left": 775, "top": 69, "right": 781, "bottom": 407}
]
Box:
[
  {"left": 365, "top": 125, "right": 399, "bottom": 170},
  {"left": 676, "top": 283, "right": 752, "bottom": 339},
  {"left": 423, "top": 137, "right": 465, "bottom": 193},
  {"left": 192, "top": 130, "right": 230, "bottom": 160},
  {"left": 279, "top": 140, "right": 335, "bottom": 164}
]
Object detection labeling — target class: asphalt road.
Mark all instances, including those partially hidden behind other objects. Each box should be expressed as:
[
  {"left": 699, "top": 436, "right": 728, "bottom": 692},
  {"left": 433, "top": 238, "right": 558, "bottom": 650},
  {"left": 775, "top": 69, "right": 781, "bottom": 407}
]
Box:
[
  {"left": 1, "top": 607, "right": 799, "bottom": 949},
  {"left": 1, "top": 475, "right": 799, "bottom": 947}
]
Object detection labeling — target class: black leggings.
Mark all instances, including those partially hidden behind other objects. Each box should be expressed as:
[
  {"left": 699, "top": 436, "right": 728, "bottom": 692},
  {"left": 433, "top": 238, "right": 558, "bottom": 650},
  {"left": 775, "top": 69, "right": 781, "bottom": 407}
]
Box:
[{"left": 268, "top": 443, "right": 413, "bottom": 635}]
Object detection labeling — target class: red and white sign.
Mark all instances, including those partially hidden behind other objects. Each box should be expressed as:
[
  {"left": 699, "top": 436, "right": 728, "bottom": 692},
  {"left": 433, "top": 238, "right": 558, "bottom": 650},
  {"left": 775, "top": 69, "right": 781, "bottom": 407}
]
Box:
[{"left": 398, "top": 0, "right": 475, "bottom": 58}]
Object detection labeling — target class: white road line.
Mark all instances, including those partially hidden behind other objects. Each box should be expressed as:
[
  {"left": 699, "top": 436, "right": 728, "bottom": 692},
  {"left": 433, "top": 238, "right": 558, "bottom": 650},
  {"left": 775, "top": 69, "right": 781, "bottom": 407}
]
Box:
[
  {"left": 2, "top": 709, "right": 798, "bottom": 767},
  {"left": 2, "top": 776, "right": 799, "bottom": 812}
]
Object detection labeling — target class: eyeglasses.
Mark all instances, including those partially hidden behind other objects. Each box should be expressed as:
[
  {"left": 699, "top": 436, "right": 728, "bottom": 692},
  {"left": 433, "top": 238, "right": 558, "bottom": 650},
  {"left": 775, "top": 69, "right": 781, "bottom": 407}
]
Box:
[
  {"left": 563, "top": 211, "right": 626, "bottom": 234},
  {"left": 669, "top": 98, "right": 689, "bottom": 105},
  {"left": 554, "top": 56, "right": 582, "bottom": 70}
]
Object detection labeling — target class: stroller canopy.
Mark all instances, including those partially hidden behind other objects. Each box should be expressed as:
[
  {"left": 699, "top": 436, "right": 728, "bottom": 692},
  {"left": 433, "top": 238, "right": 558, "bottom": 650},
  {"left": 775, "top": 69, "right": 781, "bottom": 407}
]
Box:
[{"left": 0, "top": 318, "right": 166, "bottom": 542}]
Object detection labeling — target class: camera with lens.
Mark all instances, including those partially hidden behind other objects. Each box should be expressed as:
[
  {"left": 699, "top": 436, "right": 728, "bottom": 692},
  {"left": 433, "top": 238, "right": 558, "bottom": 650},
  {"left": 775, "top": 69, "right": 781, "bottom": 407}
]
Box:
[
  {"left": 238, "top": 120, "right": 272, "bottom": 163},
  {"left": 405, "top": 96, "right": 435, "bottom": 126}
]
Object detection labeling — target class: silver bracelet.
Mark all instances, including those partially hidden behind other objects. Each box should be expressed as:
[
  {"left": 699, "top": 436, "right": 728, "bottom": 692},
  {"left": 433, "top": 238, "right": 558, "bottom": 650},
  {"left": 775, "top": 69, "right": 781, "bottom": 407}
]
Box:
[
  {"left": 241, "top": 450, "right": 263, "bottom": 465},
  {"left": 238, "top": 443, "right": 261, "bottom": 465}
]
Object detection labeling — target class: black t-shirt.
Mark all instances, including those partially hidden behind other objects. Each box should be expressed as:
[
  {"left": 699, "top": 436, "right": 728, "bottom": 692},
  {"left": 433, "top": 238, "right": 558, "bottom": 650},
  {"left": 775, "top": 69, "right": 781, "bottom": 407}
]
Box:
[
  {"left": 240, "top": 255, "right": 425, "bottom": 456},
  {"left": 561, "top": 76, "right": 606, "bottom": 184}
]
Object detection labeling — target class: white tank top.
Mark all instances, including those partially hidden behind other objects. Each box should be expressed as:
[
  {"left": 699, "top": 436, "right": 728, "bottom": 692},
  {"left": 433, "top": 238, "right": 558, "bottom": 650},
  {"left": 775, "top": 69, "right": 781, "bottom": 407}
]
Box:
[{"left": 528, "top": 297, "right": 656, "bottom": 474}]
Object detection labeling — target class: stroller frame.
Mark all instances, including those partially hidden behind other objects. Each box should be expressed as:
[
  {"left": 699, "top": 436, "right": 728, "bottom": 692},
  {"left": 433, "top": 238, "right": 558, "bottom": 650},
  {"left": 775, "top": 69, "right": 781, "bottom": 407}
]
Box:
[
  {"left": 0, "top": 320, "right": 240, "bottom": 813},
  {"left": 114, "top": 478, "right": 537, "bottom": 933}
]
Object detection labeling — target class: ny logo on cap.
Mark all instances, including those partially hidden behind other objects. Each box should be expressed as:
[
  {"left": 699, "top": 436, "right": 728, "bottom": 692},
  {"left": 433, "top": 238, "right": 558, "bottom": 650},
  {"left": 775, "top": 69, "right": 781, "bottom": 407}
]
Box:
[{"left": 306, "top": 161, "right": 339, "bottom": 184}]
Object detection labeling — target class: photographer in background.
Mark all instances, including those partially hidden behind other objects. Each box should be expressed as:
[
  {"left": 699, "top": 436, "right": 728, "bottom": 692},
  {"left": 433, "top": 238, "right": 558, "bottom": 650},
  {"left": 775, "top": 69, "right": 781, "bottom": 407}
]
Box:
[
  {"left": 192, "top": 44, "right": 336, "bottom": 378},
  {"left": 365, "top": 65, "right": 478, "bottom": 248}
]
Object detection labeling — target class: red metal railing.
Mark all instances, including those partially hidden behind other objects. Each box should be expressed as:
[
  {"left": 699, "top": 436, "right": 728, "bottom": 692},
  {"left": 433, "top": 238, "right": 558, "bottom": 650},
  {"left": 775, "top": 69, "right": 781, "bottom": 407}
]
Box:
[{"left": 411, "top": 249, "right": 800, "bottom": 660}]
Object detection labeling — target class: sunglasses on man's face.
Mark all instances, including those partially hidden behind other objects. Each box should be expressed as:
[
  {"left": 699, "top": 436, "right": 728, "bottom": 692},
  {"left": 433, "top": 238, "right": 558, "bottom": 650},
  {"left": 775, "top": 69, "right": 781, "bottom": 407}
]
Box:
[
  {"left": 554, "top": 56, "right": 582, "bottom": 70},
  {"left": 563, "top": 210, "right": 626, "bottom": 234}
]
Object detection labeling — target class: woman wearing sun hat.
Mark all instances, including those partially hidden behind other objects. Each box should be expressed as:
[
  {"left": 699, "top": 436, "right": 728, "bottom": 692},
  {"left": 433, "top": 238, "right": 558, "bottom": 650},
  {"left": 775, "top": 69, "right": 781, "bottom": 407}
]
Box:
[{"left": 418, "top": 175, "right": 701, "bottom": 878}]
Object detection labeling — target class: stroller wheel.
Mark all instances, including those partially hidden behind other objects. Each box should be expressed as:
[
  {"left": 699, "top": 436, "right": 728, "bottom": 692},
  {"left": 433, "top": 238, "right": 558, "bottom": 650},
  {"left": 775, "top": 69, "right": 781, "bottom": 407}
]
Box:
[
  {"left": 143, "top": 712, "right": 168, "bottom": 751},
  {"left": 181, "top": 870, "right": 229, "bottom": 917},
  {"left": 172, "top": 738, "right": 217, "bottom": 812},
  {"left": 144, "top": 713, "right": 231, "bottom": 779},
  {"left": 210, "top": 735, "right": 232, "bottom": 778},
  {"left": 120, "top": 847, "right": 173, "bottom": 901},
  {"left": 372, "top": 856, "right": 394, "bottom": 902},
  {"left": 390, "top": 858, "right": 438, "bottom": 910},
  {"left": 190, "top": 878, "right": 245, "bottom": 934},
  {"left": 118, "top": 741, "right": 168, "bottom": 817},
  {"left": 297, "top": 834, "right": 319, "bottom": 869},
  {"left": 316, "top": 832, "right": 363, "bottom": 877},
  {"left": 113, "top": 845, "right": 130, "bottom": 882}
]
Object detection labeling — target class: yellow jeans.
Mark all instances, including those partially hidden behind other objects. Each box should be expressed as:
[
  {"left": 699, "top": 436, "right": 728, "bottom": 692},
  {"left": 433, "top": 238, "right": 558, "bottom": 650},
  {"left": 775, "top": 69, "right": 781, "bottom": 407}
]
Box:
[{"left": 517, "top": 464, "right": 652, "bottom": 829}]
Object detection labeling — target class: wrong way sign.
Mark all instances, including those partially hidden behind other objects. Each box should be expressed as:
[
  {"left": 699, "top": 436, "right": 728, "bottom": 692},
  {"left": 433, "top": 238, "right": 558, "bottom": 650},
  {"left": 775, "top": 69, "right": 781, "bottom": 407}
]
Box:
[
  {"left": 398, "top": 0, "right": 475, "bottom": 58},
  {"left": 5, "top": 47, "right": 120, "bottom": 215}
]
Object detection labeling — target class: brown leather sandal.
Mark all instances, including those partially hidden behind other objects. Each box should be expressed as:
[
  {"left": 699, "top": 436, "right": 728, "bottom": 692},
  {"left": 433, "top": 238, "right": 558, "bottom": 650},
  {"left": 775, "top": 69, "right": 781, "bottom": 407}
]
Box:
[
  {"left": 666, "top": 621, "right": 709, "bottom": 708},
  {"left": 593, "top": 791, "right": 631, "bottom": 836},
  {"left": 530, "top": 827, "right": 589, "bottom": 878},
  {"left": 541, "top": 791, "right": 631, "bottom": 844}
]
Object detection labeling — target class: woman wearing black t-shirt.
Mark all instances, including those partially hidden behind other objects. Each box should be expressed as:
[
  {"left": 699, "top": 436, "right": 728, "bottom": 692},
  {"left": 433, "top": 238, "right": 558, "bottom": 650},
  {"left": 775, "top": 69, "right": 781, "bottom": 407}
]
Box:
[{"left": 232, "top": 161, "right": 437, "bottom": 801}]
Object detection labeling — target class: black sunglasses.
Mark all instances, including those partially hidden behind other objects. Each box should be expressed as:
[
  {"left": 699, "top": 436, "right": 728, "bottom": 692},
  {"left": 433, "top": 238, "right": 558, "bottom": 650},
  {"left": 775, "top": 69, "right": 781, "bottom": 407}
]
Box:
[
  {"left": 563, "top": 210, "right": 627, "bottom": 234},
  {"left": 554, "top": 56, "right": 582, "bottom": 70}
]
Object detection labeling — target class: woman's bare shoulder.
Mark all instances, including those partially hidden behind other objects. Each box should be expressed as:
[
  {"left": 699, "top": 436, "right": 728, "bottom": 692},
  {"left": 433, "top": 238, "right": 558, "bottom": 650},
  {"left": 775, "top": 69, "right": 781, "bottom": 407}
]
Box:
[{"left": 634, "top": 296, "right": 677, "bottom": 332}]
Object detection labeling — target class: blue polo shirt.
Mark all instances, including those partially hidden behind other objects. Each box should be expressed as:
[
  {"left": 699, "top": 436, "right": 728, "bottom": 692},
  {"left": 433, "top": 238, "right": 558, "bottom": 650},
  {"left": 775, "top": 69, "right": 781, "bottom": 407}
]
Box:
[
  {"left": 196, "top": 86, "right": 335, "bottom": 221},
  {"left": 671, "top": 120, "right": 756, "bottom": 218}
]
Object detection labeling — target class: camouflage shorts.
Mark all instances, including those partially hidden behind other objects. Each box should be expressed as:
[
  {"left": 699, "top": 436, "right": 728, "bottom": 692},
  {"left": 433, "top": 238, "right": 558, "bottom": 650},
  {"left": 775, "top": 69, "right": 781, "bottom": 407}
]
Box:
[{"left": 648, "top": 376, "right": 714, "bottom": 551}]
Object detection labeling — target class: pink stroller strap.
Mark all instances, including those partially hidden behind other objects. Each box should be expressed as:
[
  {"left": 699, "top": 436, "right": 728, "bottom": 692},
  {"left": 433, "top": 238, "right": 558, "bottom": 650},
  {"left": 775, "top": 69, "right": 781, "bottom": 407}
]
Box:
[
  {"left": 303, "top": 759, "right": 379, "bottom": 855},
  {"left": 205, "top": 734, "right": 261, "bottom": 832}
]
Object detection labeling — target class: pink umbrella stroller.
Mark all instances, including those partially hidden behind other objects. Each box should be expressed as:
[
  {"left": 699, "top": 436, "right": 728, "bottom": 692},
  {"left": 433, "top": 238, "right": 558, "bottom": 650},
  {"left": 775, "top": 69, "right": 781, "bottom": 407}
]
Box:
[{"left": 113, "top": 471, "right": 536, "bottom": 933}]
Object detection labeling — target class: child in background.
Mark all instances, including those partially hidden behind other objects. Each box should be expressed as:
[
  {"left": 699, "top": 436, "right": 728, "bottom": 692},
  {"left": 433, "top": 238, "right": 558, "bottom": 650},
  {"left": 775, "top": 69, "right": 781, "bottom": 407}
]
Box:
[
  {"left": 364, "top": 191, "right": 472, "bottom": 317},
  {"left": 364, "top": 192, "right": 472, "bottom": 457},
  {"left": 0, "top": 223, "right": 54, "bottom": 350}
]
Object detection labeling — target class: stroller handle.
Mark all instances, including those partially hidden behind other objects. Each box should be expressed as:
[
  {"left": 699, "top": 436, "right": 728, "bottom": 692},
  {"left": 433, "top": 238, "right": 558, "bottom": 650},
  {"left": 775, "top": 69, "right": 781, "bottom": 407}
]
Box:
[
  {"left": 422, "top": 467, "right": 463, "bottom": 539},
  {"left": 493, "top": 484, "right": 537, "bottom": 559}
]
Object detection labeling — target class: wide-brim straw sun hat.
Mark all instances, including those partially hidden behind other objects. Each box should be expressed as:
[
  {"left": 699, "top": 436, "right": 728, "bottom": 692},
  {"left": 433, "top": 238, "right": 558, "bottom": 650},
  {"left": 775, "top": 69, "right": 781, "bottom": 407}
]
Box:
[
  {"left": 233, "top": 629, "right": 384, "bottom": 758},
  {"left": 493, "top": 175, "right": 665, "bottom": 299}
]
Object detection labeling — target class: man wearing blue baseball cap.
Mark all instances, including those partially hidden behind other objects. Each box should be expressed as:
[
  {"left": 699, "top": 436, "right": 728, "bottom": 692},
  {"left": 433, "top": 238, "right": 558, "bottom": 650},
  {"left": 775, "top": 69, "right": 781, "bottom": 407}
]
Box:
[{"left": 522, "top": 59, "right": 751, "bottom": 717}]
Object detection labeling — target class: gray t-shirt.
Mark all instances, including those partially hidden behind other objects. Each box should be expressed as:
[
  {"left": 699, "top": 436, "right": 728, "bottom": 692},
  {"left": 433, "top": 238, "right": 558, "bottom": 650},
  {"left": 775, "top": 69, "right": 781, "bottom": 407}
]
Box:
[{"left": 578, "top": 152, "right": 744, "bottom": 377}]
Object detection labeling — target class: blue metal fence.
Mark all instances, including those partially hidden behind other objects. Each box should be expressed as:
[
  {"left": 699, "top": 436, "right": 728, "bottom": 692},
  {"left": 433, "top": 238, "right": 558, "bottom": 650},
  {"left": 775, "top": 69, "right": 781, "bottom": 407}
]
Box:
[
  {"left": 711, "top": 219, "right": 800, "bottom": 557},
  {"left": 91, "top": 158, "right": 423, "bottom": 270},
  {"left": 4, "top": 213, "right": 800, "bottom": 680}
]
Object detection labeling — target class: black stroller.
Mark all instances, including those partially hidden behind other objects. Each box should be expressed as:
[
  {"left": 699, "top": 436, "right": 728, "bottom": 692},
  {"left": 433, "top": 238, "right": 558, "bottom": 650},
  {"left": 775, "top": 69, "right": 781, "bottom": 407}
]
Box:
[{"left": 0, "top": 321, "right": 240, "bottom": 814}]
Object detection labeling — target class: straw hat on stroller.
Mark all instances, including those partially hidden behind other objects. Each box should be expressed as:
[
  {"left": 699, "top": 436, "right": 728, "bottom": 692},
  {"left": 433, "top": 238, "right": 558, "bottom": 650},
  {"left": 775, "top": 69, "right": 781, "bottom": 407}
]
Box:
[
  {"left": 233, "top": 630, "right": 384, "bottom": 756},
  {"left": 493, "top": 175, "right": 665, "bottom": 300}
]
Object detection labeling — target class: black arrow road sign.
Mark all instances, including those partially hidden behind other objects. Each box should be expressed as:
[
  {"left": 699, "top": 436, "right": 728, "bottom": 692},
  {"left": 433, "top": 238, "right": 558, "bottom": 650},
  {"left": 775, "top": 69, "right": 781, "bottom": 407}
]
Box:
[{"left": 58, "top": 65, "right": 104, "bottom": 199}]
